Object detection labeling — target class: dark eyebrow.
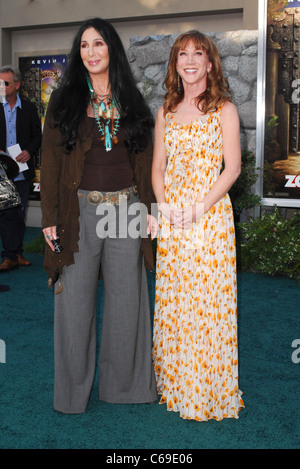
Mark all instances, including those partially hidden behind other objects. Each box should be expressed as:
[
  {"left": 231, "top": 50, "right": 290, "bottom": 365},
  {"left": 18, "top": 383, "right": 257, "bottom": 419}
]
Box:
[{"left": 80, "top": 37, "right": 104, "bottom": 46}]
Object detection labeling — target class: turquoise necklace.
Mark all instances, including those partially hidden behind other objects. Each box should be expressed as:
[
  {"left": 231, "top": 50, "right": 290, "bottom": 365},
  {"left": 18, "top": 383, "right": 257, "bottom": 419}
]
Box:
[{"left": 86, "top": 75, "right": 120, "bottom": 152}]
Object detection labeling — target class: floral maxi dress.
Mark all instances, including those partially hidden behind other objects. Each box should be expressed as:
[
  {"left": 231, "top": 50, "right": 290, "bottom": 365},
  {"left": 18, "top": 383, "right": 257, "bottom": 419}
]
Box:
[{"left": 153, "top": 106, "right": 245, "bottom": 421}]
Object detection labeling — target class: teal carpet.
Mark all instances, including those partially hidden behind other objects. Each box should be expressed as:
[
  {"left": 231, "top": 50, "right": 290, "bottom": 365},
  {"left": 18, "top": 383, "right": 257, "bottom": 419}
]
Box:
[{"left": 0, "top": 227, "right": 299, "bottom": 449}]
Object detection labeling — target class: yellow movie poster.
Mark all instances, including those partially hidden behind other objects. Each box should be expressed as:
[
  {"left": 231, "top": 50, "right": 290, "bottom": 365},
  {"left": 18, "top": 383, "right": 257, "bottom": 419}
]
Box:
[{"left": 19, "top": 54, "right": 67, "bottom": 200}]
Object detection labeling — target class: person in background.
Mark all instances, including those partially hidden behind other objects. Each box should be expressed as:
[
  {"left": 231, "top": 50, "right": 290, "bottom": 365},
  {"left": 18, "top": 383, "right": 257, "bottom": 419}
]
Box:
[
  {"left": 0, "top": 67, "right": 41, "bottom": 271},
  {"left": 0, "top": 150, "right": 21, "bottom": 292},
  {"left": 40, "top": 17, "right": 158, "bottom": 414},
  {"left": 152, "top": 30, "right": 244, "bottom": 421}
]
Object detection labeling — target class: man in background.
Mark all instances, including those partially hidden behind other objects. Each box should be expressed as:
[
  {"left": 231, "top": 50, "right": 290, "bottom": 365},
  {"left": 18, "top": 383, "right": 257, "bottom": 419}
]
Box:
[
  {"left": 0, "top": 151, "right": 20, "bottom": 291},
  {"left": 0, "top": 66, "right": 41, "bottom": 271}
]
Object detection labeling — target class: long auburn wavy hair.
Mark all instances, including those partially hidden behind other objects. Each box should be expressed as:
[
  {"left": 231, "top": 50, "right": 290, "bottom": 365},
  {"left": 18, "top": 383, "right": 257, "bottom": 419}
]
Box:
[
  {"left": 50, "top": 17, "right": 153, "bottom": 153},
  {"left": 164, "top": 30, "right": 232, "bottom": 115}
]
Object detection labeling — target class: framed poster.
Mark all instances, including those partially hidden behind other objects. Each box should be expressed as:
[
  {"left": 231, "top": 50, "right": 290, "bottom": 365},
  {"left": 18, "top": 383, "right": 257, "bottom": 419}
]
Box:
[
  {"left": 18, "top": 52, "right": 68, "bottom": 200},
  {"left": 256, "top": 0, "right": 300, "bottom": 208}
]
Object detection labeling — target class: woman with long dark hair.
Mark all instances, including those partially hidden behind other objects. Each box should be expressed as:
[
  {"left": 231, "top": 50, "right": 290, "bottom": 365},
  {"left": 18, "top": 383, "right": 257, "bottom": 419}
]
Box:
[
  {"left": 41, "top": 18, "right": 158, "bottom": 414},
  {"left": 152, "top": 31, "right": 244, "bottom": 421}
]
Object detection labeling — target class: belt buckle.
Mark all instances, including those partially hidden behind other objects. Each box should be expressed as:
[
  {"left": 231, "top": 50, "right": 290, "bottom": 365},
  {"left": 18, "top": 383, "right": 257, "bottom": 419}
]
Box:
[
  {"left": 106, "top": 189, "right": 130, "bottom": 205},
  {"left": 87, "top": 188, "right": 132, "bottom": 206},
  {"left": 87, "top": 191, "right": 104, "bottom": 205}
]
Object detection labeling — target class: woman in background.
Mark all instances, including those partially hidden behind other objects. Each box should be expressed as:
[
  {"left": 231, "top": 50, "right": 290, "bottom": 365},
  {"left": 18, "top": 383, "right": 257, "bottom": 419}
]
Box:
[{"left": 152, "top": 30, "right": 244, "bottom": 421}]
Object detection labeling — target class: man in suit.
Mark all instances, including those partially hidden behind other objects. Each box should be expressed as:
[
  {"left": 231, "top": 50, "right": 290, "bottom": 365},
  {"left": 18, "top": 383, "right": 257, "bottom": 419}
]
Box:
[
  {"left": 0, "top": 66, "right": 41, "bottom": 271},
  {"left": 0, "top": 151, "right": 20, "bottom": 290}
]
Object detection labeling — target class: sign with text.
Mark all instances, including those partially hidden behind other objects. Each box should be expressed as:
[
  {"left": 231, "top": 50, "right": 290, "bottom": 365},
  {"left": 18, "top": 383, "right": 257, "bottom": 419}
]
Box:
[{"left": 257, "top": 0, "right": 300, "bottom": 207}]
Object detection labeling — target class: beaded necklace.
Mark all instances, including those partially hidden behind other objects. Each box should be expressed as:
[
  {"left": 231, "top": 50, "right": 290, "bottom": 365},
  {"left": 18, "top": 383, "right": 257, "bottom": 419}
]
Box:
[{"left": 86, "top": 75, "right": 120, "bottom": 152}]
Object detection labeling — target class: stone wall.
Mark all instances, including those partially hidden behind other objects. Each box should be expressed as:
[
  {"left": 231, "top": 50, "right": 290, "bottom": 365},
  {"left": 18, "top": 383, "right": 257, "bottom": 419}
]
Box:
[{"left": 128, "top": 30, "right": 258, "bottom": 154}]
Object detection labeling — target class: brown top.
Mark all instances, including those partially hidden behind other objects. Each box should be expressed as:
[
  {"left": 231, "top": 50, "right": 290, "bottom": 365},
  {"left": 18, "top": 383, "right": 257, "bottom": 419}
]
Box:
[
  {"left": 40, "top": 90, "right": 156, "bottom": 280},
  {"left": 79, "top": 118, "right": 135, "bottom": 192}
]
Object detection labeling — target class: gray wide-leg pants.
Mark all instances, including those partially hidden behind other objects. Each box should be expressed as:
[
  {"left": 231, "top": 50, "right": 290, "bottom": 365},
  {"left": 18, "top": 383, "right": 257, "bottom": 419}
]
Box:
[{"left": 53, "top": 189, "right": 158, "bottom": 414}]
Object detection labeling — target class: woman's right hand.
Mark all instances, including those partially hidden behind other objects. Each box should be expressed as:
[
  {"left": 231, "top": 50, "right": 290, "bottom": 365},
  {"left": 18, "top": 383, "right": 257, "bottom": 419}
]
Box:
[
  {"left": 42, "top": 226, "right": 57, "bottom": 251},
  {"left": 158, "top": 202, "right": 183, "bottom": 227}
]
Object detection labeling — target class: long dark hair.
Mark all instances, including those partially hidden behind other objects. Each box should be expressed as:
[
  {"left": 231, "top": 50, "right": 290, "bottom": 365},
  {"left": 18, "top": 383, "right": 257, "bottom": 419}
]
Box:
[{"left": 51, "top": 17, "right": 153, "bottom": 153}]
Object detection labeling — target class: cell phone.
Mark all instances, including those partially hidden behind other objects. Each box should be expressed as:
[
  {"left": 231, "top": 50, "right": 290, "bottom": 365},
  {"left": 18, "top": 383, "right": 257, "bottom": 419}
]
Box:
[{"left": 51, "top": 238, "right": 63, "bottom": 254}]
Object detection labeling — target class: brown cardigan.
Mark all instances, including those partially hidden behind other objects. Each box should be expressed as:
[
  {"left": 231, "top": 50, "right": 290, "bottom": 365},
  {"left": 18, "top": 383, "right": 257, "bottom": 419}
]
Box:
[{"left": 40, "top": 91, "right": 156, "bottom": 282}]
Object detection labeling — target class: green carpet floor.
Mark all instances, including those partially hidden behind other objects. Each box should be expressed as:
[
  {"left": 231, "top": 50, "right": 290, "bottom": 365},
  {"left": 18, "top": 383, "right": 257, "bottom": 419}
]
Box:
[{"left": 0, "top": 227, "right": 299, "bottom": 449}]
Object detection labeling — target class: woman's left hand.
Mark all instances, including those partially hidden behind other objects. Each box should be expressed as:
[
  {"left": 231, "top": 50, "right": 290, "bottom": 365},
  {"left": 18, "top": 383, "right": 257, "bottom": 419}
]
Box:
[
  {"left": 147, "top": 214, "right": 159, "bottom": 240},
  {"left": 176, "top": 203, "right": 205, "bottom": 229}
]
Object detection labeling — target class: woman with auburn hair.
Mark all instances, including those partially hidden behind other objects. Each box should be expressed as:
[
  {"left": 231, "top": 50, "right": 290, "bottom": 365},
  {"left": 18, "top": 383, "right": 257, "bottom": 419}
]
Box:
[
  {"left": 164, "top": 30, "right": 231, "bottom": 115},
  {"left": 40, "top": 17, "right": 158, "bottom": 414},
  {"left": 152, "top": 30, "right": 244, "bottom": 421}
]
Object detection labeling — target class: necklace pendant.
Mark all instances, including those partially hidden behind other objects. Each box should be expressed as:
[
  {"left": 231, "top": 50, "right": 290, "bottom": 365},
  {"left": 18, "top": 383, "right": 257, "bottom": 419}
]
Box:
[
  {"left": 104, "top": 123, "right": 112, "bottom": 152},
  {"left": 88, "top": 81, "right": 120, "bottom": 152}
]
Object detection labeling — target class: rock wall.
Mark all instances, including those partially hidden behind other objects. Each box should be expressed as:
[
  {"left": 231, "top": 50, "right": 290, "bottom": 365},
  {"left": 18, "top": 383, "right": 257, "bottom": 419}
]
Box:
[{"left": 128, "top": 31, "right": 258, "bottom": 154}]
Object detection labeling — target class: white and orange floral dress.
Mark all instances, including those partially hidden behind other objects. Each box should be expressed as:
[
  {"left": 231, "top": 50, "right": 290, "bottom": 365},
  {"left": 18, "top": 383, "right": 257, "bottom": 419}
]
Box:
[{"left": 153, "top": 105, "right": 244, "bottom": 421}]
